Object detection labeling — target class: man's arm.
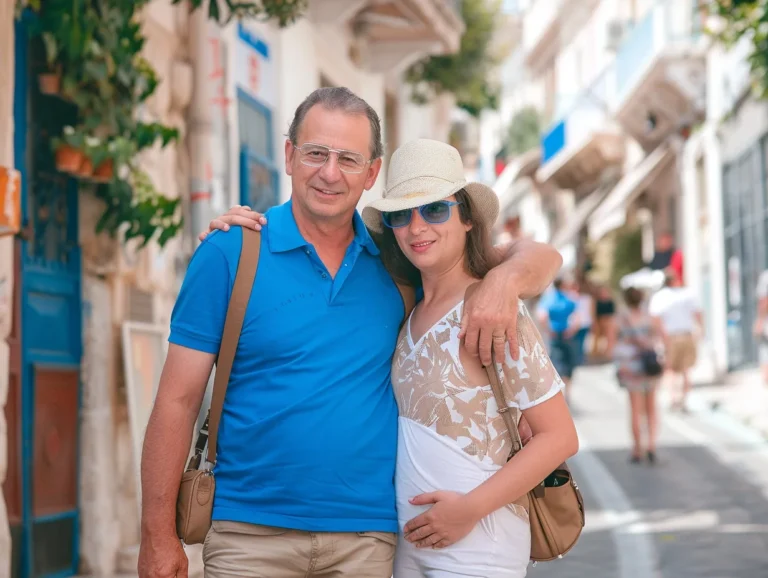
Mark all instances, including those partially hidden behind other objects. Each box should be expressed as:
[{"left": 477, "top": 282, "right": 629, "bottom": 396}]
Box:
[
  {"left": 493, "top": 238, "right": 563, "bottom": 299},
  {"left": 138, "top": 345, "right": 214, "bottom": 577},
  {"left": 460, "top": 238, "right": 562, "bottom": 366}
]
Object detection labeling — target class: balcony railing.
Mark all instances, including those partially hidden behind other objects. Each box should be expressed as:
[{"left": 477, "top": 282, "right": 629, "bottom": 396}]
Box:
[
  {"left": 612, "top": 0, "right": 700, "bottom": 106},
  {"left": 540, "top": 65, "right": 616, "bottom": 164}
]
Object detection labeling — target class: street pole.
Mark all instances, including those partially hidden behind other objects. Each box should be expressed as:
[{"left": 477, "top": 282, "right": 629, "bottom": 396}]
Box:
[{"left": 188, "top": 2, "right": 213, "bottom": 245}]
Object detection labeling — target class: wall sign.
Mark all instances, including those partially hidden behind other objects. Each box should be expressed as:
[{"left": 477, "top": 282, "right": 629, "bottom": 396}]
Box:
[
  {"left": 235, "top": 23, "right": 276, "bottom": 109},
  {"left": 0, "top": 165, "right": 21, "bottom": 236}
]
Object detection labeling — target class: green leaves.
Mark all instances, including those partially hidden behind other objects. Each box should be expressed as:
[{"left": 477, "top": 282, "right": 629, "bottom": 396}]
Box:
[
  {"left": 174, "top": 0, "right": 308, "bottom": 26},
  {"left": 405, "top": 0, "right": 502, "bottom": 117},
  {"left": 707, "top": 0, "right": 768, "bottom": 99},
  {"left": 505, "top": 107, "right": 541, "bottom": 156}
]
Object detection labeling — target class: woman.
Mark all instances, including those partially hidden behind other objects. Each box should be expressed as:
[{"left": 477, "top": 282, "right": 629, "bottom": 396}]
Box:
[
  {"left": 613, "top": 287, "right": 661, "bottom": 464},
  {"left": 204, "top": 139, "right": 578, "bottom": 577},
  {"left": 592, "top": 284, "right": 617, "bottom": 359},
  {"left": 362, "top": 139, "right": 577, "bottom": 577}
]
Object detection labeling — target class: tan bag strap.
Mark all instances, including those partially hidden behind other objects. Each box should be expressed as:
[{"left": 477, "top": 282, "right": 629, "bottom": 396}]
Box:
[
  {"left": 484, "top": 352, "right": 523, "bottom": 457},
  {"left": 206, "top": 228, "right": 261, "bottom": 465}
]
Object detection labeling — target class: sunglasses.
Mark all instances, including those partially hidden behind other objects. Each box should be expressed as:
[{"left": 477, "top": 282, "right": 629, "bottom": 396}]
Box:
[{"left": 382, "top": 201, "right": 461, "bottom": 229}]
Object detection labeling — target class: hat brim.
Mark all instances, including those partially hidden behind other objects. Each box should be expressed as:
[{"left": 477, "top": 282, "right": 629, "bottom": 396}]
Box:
[{"left": 362, "top": 180, "right": 499, "bottom": 233}]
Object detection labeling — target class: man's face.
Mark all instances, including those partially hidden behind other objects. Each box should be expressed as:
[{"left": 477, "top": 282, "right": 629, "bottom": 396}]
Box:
[
  {"left": 657, "top": 233, "right": 674, "bottom": 252},
  {"left": 286, "top": 105, "right": 382, "bottom": 225}
]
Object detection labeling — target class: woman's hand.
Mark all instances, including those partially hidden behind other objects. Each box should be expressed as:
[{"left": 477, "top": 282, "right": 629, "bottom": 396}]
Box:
[
  {"left": 198, "top": 205, "right": 267, "bottom": 242},
  {"left": 403, "top": 491, "right": 480, "bottom": 549}
]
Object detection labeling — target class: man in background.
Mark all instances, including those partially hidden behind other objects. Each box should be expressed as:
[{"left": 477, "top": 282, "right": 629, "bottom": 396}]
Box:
[{"left": 649, "top": 269, "right": 702, "bottom": 412}]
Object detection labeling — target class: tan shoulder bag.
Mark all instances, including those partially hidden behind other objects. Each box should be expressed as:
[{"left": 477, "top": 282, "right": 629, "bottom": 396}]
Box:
[
  {"left": 175, "top": 228, "right": 261, "bottom": 545},
  {"left": 485, "top": 355, "right": 585, "bottom": 562}
]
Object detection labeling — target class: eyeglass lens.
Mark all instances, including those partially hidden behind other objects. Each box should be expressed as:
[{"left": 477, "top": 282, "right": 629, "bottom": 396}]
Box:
[
  {"left": 383, "top": 201, "right": 454, "bottom": 228},
  {"left": 299, "top": 144, "right": 366, "bottom": 173}
]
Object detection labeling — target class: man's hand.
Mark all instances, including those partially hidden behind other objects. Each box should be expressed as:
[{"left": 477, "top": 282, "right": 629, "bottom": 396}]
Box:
[
  {"left": 199, "top": 205, "right": 267, "bottom": 241},
  {"left": 460, "top": 279, "right": 520, "bottom": 366},
  {"left": 404, "top": 491, "right": 480, "bottom": 549},
  {"left": 138, "top": 532, "right": 188, "bottom": 578}
]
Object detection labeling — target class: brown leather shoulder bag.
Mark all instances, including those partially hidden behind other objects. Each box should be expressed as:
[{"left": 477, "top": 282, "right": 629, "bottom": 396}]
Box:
[
  {"left": 485, "top": 354, "right": 585, "bottom": 562},
  {"left": 176, "top": 228, "right": 261, "bottom": 544}
]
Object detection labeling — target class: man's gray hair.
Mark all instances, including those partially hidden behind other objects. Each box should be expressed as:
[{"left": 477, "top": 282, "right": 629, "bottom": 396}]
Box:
[{"left": 288, "top": 87, "right": 384, "bottom": 159}]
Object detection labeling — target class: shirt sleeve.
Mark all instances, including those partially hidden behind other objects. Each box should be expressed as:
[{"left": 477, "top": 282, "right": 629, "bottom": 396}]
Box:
[
  {"left": 648, "top": 293, "right": 660, "bottom": 317},
  {"left": 168, "top": 240, "right": 232, "bottom": 354},
  {"left": 498, "top": 303, "right": 565, "bottom": 410}
]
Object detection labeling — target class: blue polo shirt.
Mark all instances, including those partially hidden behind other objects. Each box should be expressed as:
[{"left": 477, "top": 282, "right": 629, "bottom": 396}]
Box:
[{"left": 169, "top": 200, "right": 404, "bottom": 532}]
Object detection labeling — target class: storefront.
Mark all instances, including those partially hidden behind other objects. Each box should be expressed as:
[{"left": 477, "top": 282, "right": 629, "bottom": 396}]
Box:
[{"left": 721, "top": 137, "right": 768, "bottom": 369}]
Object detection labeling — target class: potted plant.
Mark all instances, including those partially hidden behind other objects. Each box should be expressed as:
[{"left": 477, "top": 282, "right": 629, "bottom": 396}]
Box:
[
  {"left": 38, "top": 32, "right": 62, "bottom": 95},
  {"left": 51, "top": 126, "right": 86, "bottom": 173}
]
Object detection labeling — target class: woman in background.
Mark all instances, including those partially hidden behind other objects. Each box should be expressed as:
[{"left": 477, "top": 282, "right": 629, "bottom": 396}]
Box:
[{"left": 614, "top": 287, "right": 661, "bottom": 464}]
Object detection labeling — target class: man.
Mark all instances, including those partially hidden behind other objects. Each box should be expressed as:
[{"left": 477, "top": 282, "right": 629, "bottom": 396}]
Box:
[
  {"left": 138, "top": 87, "right": 562, "bottom": 578},
  {"left": 649, "top": 268, "right": 702, "bottom": 412},
  {"left": 536, "top": 276, "right": 578, "bottom": 399},
  {"left": 647, "top": 231, "right": 684, "bottom": 283}
]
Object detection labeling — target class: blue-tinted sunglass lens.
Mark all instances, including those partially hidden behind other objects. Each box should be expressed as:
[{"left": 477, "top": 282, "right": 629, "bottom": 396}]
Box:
[
  {"left": 383, "top": 209, "right": 412, "bottom": 228},
  {"left": 421, "top": 202, "right": 451, "bottom": 223}
]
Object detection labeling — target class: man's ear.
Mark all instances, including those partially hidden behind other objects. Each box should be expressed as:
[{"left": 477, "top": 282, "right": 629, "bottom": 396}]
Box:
[
  {"left": 364, "top": 157, "right": 383, "bottom": 191},
  {"left": 285, "top": 139, "right": 295, "bottom": 176}
]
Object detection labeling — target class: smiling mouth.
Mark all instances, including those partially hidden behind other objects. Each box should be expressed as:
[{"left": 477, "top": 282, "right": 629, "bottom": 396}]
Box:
[
  {"left": 410, "top": 241, "right": 435, "bottom": 251},
  {"left": 313, "top": 186, "right": 343, "bottom": 197}
]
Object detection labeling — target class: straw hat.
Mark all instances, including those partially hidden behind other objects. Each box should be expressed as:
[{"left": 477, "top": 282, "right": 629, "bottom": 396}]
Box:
[{"left": 362, "top": 139, "right": 499, "bottom": 233}]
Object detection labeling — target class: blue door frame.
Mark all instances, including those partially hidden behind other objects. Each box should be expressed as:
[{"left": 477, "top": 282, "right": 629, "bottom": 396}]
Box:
[{"left": 13, "top": 17, "right": 83, "bottom": 578}]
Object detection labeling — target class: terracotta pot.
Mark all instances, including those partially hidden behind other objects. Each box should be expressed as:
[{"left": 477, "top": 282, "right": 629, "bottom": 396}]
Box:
[
  {"left": 77, "top": 156, "right": 94, "bottom": 178},
  {"left": 38, "top": 72, "right": 61, "bottom": 95},
  {"left": 92, "top": 159, "right": 114, "bottom": 182},
  {"left": 55, "top": 145, "right": 84, "bottom": 173}
]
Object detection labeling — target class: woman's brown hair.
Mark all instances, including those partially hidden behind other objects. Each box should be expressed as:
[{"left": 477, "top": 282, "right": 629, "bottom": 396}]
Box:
[{"left": 373, "top": 188, "right": 500, "bottom": 286}]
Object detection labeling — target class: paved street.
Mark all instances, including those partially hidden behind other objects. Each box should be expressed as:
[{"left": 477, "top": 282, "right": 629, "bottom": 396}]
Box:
[{"left": 529, "top": 365, "right": 768, "bottom": 578}]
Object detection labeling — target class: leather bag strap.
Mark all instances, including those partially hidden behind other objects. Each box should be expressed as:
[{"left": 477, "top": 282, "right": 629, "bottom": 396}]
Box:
[
  {"left": 484, "top": 351, "right": 523, "bottom": 457},
  {"left": 206, "top": 228, "right": 261, "bottom": 464}
]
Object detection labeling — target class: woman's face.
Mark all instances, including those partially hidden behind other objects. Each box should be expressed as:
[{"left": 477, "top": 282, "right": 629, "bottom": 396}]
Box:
[{"left": 391, "top": 195, "right": 472, "bottom": 276}]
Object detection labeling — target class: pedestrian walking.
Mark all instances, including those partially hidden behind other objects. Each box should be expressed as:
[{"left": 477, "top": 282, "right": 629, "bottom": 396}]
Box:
[
  {"left": 536, "top": 277, "right": 578, "bottom": 400},
  {"left": 614, "top": 287, "right": 662, "bottom": 464},
  {"left": 138, "top": 88, "right": 563, "bottom": 578},
  {"left": 569, "top": 279, "right": 593, "bottom": 368},
  {"left": 648, "top": 269, "right": 702, "bottom": 412},
  {"left": 592, "top": 284, "right": 617, "bottom": 360}
]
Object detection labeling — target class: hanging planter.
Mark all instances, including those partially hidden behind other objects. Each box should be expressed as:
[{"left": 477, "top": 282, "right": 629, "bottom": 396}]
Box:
[
  {"left": 38, "top": 70, "right": 61, "bottom": 95},
  {"left": 92, "top": 158, "right": 114, "bottom": 182},
  {"left": 54, "top": 145, "right": 84, "bottom": 173},
  {"left": 77, "top": 156, "right": 94, "bottom": 178},
  {"left": 52, "top": 126, "right": 86, "bottom": 173}
]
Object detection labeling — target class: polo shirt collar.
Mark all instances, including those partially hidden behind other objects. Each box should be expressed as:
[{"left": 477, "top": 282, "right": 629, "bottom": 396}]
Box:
[{"left": 268, "top": 199, "right": 380, "bottom": 256}]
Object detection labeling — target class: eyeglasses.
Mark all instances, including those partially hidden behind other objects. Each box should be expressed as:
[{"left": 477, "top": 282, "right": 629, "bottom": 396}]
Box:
[
  {"left": 382, "top": 201, "right": 461, "bottom": 229},
  {"left": 293, "top": 142, "right": 371, "bottom": 174}
]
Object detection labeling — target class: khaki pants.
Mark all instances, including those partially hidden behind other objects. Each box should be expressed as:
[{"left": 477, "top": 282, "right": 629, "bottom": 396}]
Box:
[
  {"left": 203, "top": 521, "right": 396, "bottom": 578},
  {"left": 666, "top": 333, "right": 697, "bottom": 372}
]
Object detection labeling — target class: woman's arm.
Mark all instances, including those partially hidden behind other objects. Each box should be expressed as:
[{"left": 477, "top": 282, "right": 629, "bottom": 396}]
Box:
[{"left": 463, "top": 393, "right": 578, "bottom": 518}]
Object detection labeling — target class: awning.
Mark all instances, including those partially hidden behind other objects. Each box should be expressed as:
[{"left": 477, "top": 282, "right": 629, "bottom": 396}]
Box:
[
  {"left": 550, "top": 186, "right": 612, "bottom": 250},
  {"left": 587, "top": 143, "right": 674, "bottom": 241},
  {"left": 493, "top": 148, "right": 541, "bottom": 215}
]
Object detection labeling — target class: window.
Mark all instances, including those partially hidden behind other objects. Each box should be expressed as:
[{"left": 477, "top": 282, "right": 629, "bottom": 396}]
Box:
[{"left": 238, "top": 90, "right": 279, "bottom": 212}]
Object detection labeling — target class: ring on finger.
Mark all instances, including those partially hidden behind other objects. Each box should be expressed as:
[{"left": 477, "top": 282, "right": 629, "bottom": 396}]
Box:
[{"left": 492, "top": 335, "right": 506, "bottom": 342}]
